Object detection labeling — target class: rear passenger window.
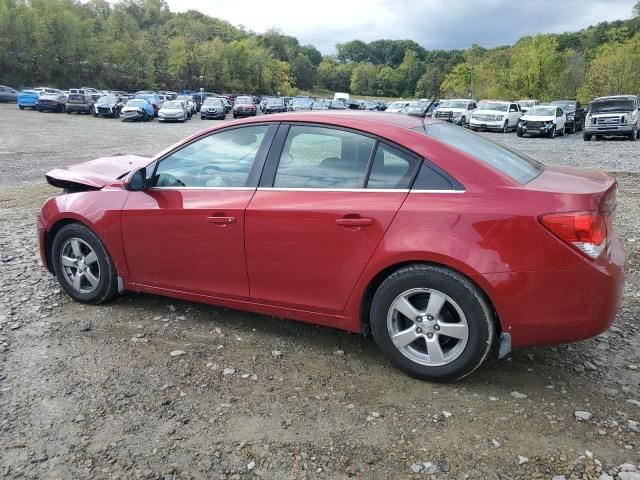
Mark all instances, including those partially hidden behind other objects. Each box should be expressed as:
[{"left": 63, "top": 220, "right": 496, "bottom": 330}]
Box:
[
  {"left": 367, "top": 144, "right": 418, "bottom": 189},
  {"left": 274, "top": 126, "right": 374, "bottom": 188}
]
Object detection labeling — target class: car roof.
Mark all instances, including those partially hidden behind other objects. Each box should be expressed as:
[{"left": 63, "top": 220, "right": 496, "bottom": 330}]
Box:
[{"left": 592, "top": 95, "right": 636, "bottom": 101}]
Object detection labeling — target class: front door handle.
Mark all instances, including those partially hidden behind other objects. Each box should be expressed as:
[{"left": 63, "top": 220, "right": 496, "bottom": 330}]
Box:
[
  {"left": 207, "top": 215, "right": 236, "bottom": 225},
  {"left": 335, "top": 217, "right": 373, "bottom": 227}
]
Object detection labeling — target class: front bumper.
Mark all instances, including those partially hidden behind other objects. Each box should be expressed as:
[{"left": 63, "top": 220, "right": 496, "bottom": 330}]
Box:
[
  {"left": 37, "top": 103, "right": 63, "bottom": 111},
  {"left": 470, "top": 119, "right": 504, "bottom": 131},
  {"left": 234, "top": 110, "right": 256, "bottom": 117},
  {"left": 479, "top": 238, "right": 626, "bottom": 348},
  {"left": 585, "top": 124, "right": 634, "bottom": 135},
  {"left": 519, "top": 123, "right": 555, "bottom": 136},
  {"left": 201, "top": 110, "right": 225, "bottom": 119},
  {"left": 120, "top": 111, "right": 146, "bottom": 121}
]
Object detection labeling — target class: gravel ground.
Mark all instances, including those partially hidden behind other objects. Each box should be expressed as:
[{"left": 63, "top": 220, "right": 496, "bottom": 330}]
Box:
[{"left": 0, "top": 103, "right": 638, "bottom": 479}]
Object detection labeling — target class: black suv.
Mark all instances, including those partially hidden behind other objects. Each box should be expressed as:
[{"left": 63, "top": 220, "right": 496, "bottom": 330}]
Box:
[{"left": 550, "top": 100, "right": 585, "bottom": 134}]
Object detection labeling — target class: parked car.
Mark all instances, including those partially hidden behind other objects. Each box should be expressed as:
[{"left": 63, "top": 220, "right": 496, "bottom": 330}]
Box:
[
  {"left": 158, "top": 100, "right": 190, "bottom": 122},
  {"left": 583, "top": 95, "right": 639, "bottom": 141},
  {"left": 120, "top": 98, "right": 154, "bottom": 121},
  {"left": 401, "top": 101, "right": 428, "bottom": 118},
  {"left": 36, "top": 94, "right": 67, "bottom": 113},
  {"left": 38, "top": 112, "right": 625, "bottom": 382},
  {"left": 470, "top": 100, "right": 522, "bottom": 132},
  {"left": 291, "top": 97, "right": 313, "bottom": 111},
  {"left": 311, "top": 100, "right": 329, "bottom": 111},
  {"left": 260, "top": 96, "right": 276, "bottom": 113},
  {"left": 386, "top": 101, "right": 410, "bottom": 113},
  {"left": 220, "top": 97, "right": 232, "bottom": 113},
  {"left": 34, "top": 87, "right": 63, "bottom": 96},
  {"left": 515, "top": 100, "right": 540, "bottom": 114},
  {"left": 94, "top": 95, "right": 126, "bottom": 118},
  {"left": 17, "top": 89, "right": 39, "bottom": 110},
  {"left": 134, "top": 93, "right": 162, "bottom": 117},
  {"left": 328, "top": 99, "right": 347, "bottom": 110},
  {"left": 516, "top": 105, "right": 566, "bottom": 138},
  {"left": 264, "top": 97, "right": 287, "bottom": 114},
  {"left": 65, "top": 93, "right": 94, "bottom": 114},
  {"left": 177, "top": 95, "right": 197, "bottom": 115},
  {"left": 550, "top": 100, "right": 585, "bottom": 134},
  {"left": 232, "top": 96, "right": 257, "bottom": 118},
  {"left": 0, "top": 85, "right": 18, "bottom": 102},
  {"left": 434, "top": 99, "right": 477, "bottom": 126},
  {"left": 200, "top": 97, "right": 226, "bottom": 120}
]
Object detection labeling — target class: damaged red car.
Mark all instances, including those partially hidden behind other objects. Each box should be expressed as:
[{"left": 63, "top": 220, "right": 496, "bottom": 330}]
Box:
[{"left": 38, "top": 112, "right": 626, "bottom": 381}]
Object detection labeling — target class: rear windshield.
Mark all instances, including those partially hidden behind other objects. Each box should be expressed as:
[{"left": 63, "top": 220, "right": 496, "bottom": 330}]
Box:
[
  {"left": 68, "top": 94, "right": 84, "bottom": 101},
  {"left": 414, "top": 123, "right": 543, "bottom": 183}
]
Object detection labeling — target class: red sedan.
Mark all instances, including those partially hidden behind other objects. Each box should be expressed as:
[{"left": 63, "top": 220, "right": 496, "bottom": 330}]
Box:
[{"left": 38, "top": 112, "right": 625, "bottom": 381}]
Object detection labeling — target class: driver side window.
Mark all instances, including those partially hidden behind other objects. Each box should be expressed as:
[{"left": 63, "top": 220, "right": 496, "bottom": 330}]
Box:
[{"left": 152, "top": 125, "right": 268, "bottom": 188}]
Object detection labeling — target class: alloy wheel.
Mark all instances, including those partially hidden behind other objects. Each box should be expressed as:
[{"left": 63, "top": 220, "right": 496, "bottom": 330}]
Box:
[
  {"left": 59, "top": 238, "right": 101, "bottom": 294},
  {"left": 386, "top": 288, "right": 469, "bottom": 367}
]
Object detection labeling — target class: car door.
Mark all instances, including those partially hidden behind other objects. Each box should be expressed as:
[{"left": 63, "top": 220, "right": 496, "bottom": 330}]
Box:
[
  {"left": 245, "top": 124, "right": 420, "bottom": 314},
  {"left": 556, "top": 108, "right": 565, "bottom": 130},
  {"left": 120, "top": 124, "right": 276, "bottom": 299},
  {"left": 509, "top": 103, "right": 521, "bottom": 125}
]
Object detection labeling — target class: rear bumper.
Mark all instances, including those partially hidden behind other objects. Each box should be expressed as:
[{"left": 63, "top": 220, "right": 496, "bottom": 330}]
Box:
[
  {"left": 37, "top": 104, "right": 63, "bottom": 111},
  {"left": 66, "top": 105, "right": 91, "bottom": 113},
  {"left": 479, "top": 238, "right": 626, "bottom": 348}
]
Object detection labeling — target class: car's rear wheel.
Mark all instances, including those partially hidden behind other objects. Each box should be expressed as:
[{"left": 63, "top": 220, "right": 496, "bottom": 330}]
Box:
[
  {"left": 19, "top": 105, "right": 24, "bottom": 110},
  {"left": 51, "top": 223, "right": 118, "bottom": 304},
  {"left": 583, "top": 133, "right": 592, "bottom": 141},
  {"left": 370, "top": 264, "right": 495, "bottom": 382}
]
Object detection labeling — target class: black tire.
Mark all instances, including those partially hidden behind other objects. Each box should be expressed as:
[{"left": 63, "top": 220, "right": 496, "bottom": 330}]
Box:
[
  {"left": 547, "top": 125, "right": 556, "bottom": 138},
  {"left": 51, "top": 223, "right": 118, "bottom": 304},
  {"left": 583, "top": 133, "right": 592, "bottom": 141},
  {"left": 629, "top": 125, "right": 637, "bottom": 141},
  {"left": 18, "top": 105, "right": 24, "bottom": 110},
  {"left": 502, "top": 121, "right": 508, "bottom": 133},
  {"left": 370, "top": 264, "right": 495, "bottom": 382},
  {"left": 595, "top": 135, "right": 602, "bottom": 141},
  {"left": 558, "top": 125, "right": 565, "bottom": 136},
  {"left": 516, "top": 126, "right": 523, "bottom": 137}
]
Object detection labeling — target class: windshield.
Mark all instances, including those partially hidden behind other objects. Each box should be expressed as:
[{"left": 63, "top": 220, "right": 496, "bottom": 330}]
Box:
[
  {"left": 517, "top": 101, "right": 536, "bottom": 107},
  {"left": 235, "top": 96, "right": 252, "bottom": 104},
  {"left": 528, "top": 106, "right": 556, "bottom": 116},
  {"left": 479, "top": 102, "right": 508, "bottom": 112},
  {"left": 163, "top": 101, "right": 182, "bottom": 108},
  {"left": 204, "top": 98, "right": 223, "bottom": 106},
  {"left": 551, "top": 101, "right": 575, "bottom": 110},
  {"left": 97, "top": 96, "right": 117, "bottom": 104},
  {"left": 439, "top": 100, "right": 467, "bottom": 109},
  {"left": 268, "top": 98, "right": 284, "bottom": 105},
  {"left": 590, "top": 98, "right": 635, "bottom": 113},
  {"left": 388, "top": 101, "right": 406, "bottom": 109},
  {"left": 414, "top": 123, "right": 543, "bottom": 183}
]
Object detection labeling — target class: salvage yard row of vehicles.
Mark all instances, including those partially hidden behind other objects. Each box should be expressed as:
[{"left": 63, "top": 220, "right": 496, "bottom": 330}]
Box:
[{"left": 6, "top": 83, "right": 639, "bottom": 140}]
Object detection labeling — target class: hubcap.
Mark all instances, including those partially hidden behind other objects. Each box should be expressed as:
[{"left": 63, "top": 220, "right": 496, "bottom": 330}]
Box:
[
  {"left": 60, "top": 238, "right": 100, "bottom": 294},
  {"left": 387, "top": 288, "right": 469, "bottom": 367}
]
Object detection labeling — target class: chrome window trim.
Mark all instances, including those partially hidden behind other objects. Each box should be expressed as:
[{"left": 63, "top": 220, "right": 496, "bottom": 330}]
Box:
[
  {"left": 410, "top": 189, "right": 466, "bottom": 194},
  {"left": 148, "top": 186, "right": 256, "bottom": 191},
  {"left": 256, "top": 187, "right": 409, "bottom": 193}
]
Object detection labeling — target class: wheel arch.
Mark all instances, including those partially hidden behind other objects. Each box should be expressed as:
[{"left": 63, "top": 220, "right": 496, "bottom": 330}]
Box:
[{"left": 359, "top": 260, "right": 502, "bottom": 339}]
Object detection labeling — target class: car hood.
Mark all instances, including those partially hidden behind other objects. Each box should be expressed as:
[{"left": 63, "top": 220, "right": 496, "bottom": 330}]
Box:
[
  {"left": 160, "top": 108, "right": 183, "bottom": 113},
  {"left": 438, "top": 107, "right": 466, "bottom": 112},
  {"left": 45, "top": 154, "right": 150, "bottom": 190},
  {"left": 522, "top": 115, "right": 554, "bottom": 121}
]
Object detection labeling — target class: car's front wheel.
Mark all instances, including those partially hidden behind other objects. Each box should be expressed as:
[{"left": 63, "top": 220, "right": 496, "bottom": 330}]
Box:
[
  {"left": 51, "top": 223, "right": 118, "bottom": 304},
  {"left": 370, "top": 264, "right": 495, "bottom": 382}
]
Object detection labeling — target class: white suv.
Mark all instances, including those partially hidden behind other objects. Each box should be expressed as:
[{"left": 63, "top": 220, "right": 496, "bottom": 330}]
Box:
[
  {"left": 470, "top": 101, "right": 522, "bottom": 132},
  {"left": 434, "top": 99, "right": 477, "bottom": 126},
  {"left": 584, "top": 95, "right": 639, "bottom": 141}
]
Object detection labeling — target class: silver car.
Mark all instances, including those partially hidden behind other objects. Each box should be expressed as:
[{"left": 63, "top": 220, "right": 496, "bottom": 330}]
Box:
[{"left": 158, "top": 100, "right": 190, "bottom": 123}]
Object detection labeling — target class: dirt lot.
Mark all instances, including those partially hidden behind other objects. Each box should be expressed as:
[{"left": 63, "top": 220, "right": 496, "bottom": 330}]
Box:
[{"left": 0, "top": 104, "right": 638, "bottom": 479}]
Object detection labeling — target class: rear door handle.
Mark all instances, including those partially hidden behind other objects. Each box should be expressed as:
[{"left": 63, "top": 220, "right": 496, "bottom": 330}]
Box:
[
  {"left": 335, "top": 218, "right": 373, "bottom": 227},
  {"left": 207, "top": 215, "right": 236, "bottom": 225}
]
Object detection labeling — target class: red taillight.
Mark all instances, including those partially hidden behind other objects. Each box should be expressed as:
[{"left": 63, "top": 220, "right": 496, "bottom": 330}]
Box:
[{"left": 539, "top": 211, "right": 608, "bottom": 259}]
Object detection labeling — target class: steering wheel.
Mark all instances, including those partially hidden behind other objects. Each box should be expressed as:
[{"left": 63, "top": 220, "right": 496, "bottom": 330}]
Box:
[{"left": 198, "top": 164, "right": 228, "bottom": 187}]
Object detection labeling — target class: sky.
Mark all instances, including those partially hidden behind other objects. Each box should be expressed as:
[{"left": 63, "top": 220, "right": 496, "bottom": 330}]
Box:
[{"left": 164, "top": 0, "right": 637, "bottom": 54}]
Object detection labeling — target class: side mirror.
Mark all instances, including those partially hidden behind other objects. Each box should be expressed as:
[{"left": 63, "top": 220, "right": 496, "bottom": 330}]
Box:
[{"left": 127, "top": 167, "right": 147, "bottom": 191}]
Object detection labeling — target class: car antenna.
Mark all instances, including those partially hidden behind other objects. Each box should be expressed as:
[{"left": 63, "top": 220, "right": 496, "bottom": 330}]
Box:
[{"left": 422, "top": 92, "right": 439, "bottom": 135}]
